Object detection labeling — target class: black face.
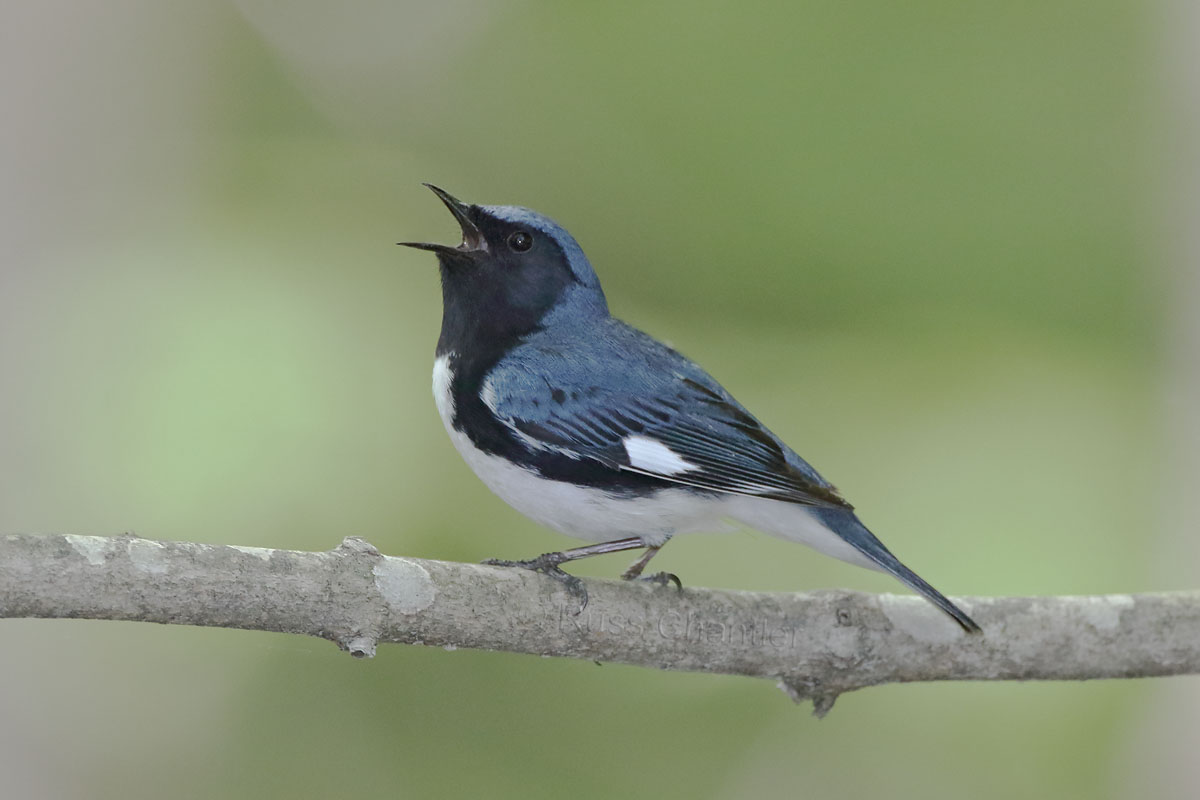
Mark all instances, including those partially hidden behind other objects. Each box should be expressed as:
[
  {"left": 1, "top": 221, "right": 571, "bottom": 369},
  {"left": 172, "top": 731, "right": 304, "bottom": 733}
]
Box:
[
  {"left": 435, "top": 208, "right": 576, "bottom": 357},
  {"left": 401, "top": 186, "right": 579, "bottom": 359}
]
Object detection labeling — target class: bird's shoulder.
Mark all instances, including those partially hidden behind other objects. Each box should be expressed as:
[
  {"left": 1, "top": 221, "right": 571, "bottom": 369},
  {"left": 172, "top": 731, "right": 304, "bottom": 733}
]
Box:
[{"left": 490, "top": 317, "right": 701, "bottom": 399}]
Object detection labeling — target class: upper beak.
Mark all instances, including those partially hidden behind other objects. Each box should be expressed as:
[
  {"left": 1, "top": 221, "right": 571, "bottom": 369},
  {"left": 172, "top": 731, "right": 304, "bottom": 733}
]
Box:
[{"left": 398, "top": 184, "right": 488, "bottom": 255}]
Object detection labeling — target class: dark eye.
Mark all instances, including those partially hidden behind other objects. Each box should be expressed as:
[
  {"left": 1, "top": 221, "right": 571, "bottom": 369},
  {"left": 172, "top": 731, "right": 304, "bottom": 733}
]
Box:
[{"left": 507, "top": 231, "right": 533, "bottom": 253}]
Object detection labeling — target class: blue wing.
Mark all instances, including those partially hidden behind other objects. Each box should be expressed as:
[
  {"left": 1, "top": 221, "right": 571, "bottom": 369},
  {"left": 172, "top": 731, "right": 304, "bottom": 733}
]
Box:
[{"left": 486, "top": 319, "right": 851, "bottom": 508}]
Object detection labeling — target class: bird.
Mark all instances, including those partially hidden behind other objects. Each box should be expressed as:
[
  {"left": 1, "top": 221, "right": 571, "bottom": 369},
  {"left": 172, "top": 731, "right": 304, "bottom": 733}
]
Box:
[{"left": 401, "top": 184, "right": 980, "bottom": 633}]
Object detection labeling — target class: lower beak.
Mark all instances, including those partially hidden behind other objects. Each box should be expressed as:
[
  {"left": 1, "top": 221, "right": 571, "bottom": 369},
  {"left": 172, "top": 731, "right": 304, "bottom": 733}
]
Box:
[{"left": 398, "top": 184, "right": 488, "bottom": 255}]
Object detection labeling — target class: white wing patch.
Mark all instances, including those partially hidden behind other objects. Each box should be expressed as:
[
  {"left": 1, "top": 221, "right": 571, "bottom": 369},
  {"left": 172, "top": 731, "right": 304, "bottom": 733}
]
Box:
[{"left": 623, "top": 435, "right": 697, "bottom": 476}]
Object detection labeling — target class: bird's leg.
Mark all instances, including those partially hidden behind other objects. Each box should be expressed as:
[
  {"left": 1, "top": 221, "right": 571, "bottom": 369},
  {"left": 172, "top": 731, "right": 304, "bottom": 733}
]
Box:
[
  {"left": 483, "top": 536, "right": 648, "bottom": 612},
  {"left": 620, "top": 541, "right": 682, "bottom": 590}
]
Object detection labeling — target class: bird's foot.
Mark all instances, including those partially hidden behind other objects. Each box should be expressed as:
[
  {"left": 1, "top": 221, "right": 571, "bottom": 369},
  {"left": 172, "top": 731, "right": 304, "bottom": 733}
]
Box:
[
  {"left": 624, "top": 569, "right": 683, "bottom": 590},
  {"left": 483, "top": 553, "right": 589, "bottom": 612}
]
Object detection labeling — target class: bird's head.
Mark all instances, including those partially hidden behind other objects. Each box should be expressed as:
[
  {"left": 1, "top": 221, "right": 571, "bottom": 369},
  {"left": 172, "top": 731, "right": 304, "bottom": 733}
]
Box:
[{"left": 401, "top": 185, "right": 609, "bottom": 352}]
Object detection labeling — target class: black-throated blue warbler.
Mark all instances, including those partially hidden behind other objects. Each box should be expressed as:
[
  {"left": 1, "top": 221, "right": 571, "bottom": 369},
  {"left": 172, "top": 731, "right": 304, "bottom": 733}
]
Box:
[{"left": 401, "top": 184, "right": 979, "bottom": 632}]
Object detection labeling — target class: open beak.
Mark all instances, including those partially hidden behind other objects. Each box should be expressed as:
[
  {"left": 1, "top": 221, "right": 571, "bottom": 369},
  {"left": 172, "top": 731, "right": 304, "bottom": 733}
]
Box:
[{"left": 398, "top": 184, "right": 488, "bottom": 255}]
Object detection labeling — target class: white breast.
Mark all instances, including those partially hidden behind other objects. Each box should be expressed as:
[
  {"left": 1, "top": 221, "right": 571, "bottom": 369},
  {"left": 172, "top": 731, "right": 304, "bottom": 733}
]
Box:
[{"left": 431, "top": 354, "right": 720, "bottom": 545}]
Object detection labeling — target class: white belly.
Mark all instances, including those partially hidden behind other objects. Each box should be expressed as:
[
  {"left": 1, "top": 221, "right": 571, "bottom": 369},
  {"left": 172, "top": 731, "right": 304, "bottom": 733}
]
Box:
[
  {"left": 432, "top": 354, "right": 719, "bottom": 545},
  {"left": 431, "top": 354, "right": 874, "bottom": 567}
]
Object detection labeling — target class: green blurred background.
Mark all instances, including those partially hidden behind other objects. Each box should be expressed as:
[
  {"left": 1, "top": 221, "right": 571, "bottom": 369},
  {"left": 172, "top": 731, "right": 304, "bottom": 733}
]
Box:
[{"left": 2, "top": 1, "right": 1195, "bottom": 798}]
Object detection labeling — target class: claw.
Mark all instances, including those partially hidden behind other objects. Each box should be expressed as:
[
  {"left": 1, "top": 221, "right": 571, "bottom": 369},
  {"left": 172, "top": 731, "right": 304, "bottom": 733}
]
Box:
[
  {"left": 483, "top": 554, "right": 589, "bottom": 613},
  {"left": 546, "top": 565, "right": 589, "bottom": 612},
  {"left": 632, "top": 571, "right": 683, "bottom": 590}
]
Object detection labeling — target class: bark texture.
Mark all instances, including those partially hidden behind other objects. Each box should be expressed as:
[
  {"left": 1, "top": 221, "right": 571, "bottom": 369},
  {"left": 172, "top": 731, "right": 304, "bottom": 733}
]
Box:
[{"left": 2, "top": 533, "right": 1195, "bottom": 715}]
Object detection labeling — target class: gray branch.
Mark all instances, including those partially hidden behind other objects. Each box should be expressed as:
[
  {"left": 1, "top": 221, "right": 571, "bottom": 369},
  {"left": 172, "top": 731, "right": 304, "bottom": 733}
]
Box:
[{"left": 2, "top": 533, "right": 1196, "bottom": 715}]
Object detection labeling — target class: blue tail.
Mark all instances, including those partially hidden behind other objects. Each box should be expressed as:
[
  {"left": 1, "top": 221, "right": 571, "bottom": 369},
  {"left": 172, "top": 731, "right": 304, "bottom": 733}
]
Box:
[{"left": 808, "top": 506, "right": 981, "bottom": 633}]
